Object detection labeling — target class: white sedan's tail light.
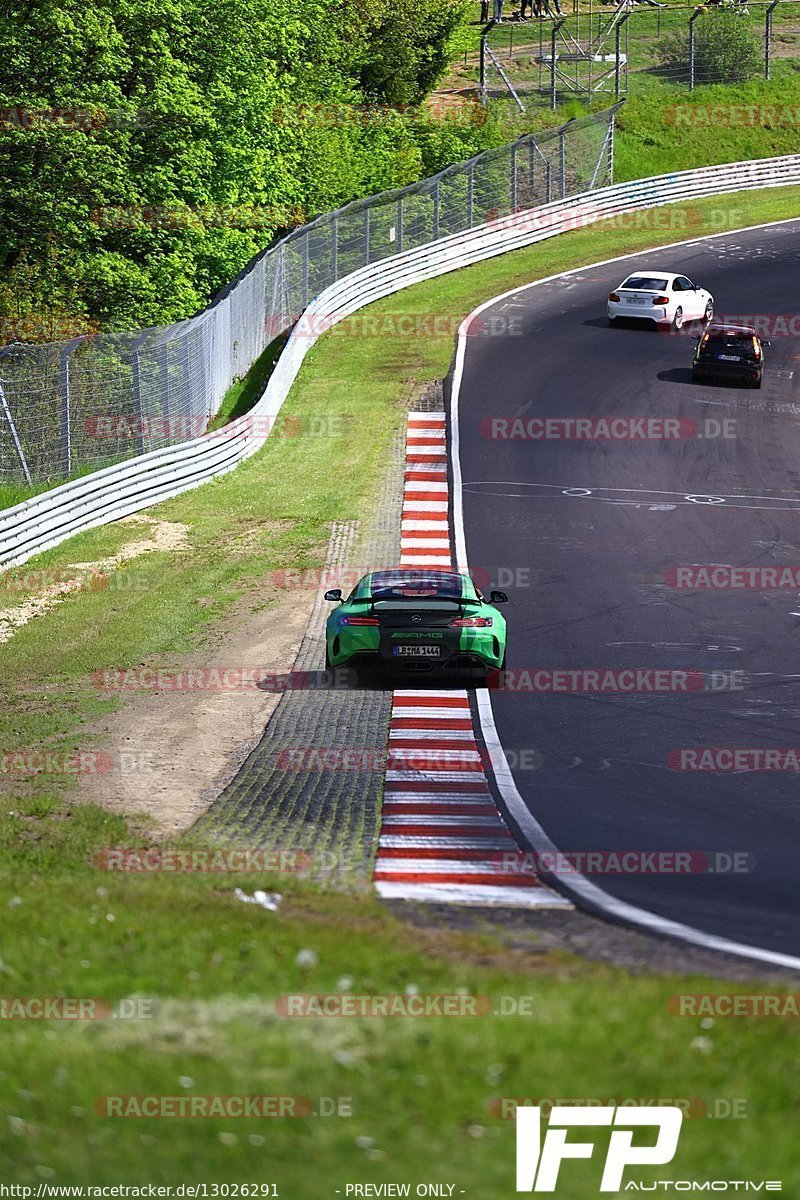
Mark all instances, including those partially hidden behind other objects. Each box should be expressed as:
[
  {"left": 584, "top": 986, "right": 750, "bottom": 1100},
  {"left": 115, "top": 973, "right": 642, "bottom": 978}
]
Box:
[
  {"left": 608, "top": 292, "right": 620, "bottom": 302},
  {"left": 652, "top": 296, "right": 670, "bottom": 306}
]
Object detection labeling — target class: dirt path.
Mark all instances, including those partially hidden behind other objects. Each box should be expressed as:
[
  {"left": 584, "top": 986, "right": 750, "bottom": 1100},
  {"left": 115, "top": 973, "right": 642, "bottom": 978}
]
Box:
[
  {"left": 81, "top": 588, "right": 314, "bottom": 839},
  {"left": 0, "top": 515, "right": 190, "bottom": 645}
]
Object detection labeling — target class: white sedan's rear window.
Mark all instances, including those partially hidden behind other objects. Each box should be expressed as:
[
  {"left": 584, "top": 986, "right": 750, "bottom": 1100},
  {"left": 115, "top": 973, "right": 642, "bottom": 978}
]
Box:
[{"left": 620, "top": 276, "right": 669, "bottom": 291}]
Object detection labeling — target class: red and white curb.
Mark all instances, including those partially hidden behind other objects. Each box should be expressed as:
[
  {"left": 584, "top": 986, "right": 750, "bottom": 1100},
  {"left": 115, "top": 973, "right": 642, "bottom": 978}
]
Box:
[
  {"left": 400, "top": 413, "right": 450, "bottom": 569},
  {"left": 374, "top": 412, "right": 571, "bottom": 909}
]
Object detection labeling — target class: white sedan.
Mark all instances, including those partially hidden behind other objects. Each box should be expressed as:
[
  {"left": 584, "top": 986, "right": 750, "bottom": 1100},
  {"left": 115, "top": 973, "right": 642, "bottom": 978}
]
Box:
[{"left": 607, "top": 270, "right": 714, "bottom": 330}]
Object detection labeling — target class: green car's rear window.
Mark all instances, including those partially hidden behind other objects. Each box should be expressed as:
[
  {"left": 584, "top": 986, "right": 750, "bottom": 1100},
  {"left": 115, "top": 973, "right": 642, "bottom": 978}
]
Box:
[{"left": 367, "top": 570, "right": 464, "bottom": 600}]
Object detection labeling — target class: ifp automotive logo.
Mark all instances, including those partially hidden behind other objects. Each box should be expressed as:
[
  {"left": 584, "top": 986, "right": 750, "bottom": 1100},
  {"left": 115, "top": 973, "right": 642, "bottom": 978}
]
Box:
[
  {"left": 515, "top": 1105, "right": 783, "bottom": 1192},
  {"left": 516, "top": 1105, "right": 683, "bottom": 1192}
]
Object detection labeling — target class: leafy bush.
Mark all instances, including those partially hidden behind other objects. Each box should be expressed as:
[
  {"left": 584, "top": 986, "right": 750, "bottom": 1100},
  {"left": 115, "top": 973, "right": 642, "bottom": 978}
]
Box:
[
  {"left": 656, "top": 10, "right": 762, "bottom": 83},
  {"left": 0, "top": 0, "right": 480, "bottom": 336}
]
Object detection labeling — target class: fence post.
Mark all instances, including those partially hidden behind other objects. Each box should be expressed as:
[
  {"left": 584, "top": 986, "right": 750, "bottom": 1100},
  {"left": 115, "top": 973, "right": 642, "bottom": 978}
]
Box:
[
  {"left": 158, "top": 327, "right": 173, "bottom": 435},
  {"left": 181, "top": 326, "right": 193, "bottom": 431},
  {"left": 480, "top": 30, "right": 488, "bottom": 105},
  {"left": 467, "top": 160, "right": 475, "bottom": 228},
  {"left": 559, "top": 129, "right": 567, "bottom": 198},
  {"left": 609, "top": 110, "right": 615, "bottom": 186},
  {"left": 433, "top": 179, "right": 440, "bottom": 240},
  {"left": 546, "top": 157, "right": 553, "bottom": 203},
  {"left": 614, "top": 13, "right": 629, "bottom": 98},
  {"left": 365, "top": 205, "right": 371, "bottom": 265},
  {"left": 766, "top": 0, "right": 779, "bottom": 79},
  {"left": 551, "top": 21, "right": 559, "bottom": 110},
  {"left": 397, "top": 197, "right": 404, "bottom": 252},
  {"left": 0, "top": 346, "right": 33, "bottom": 486},
  {"left": 302, "top": 231, "right": 310, "bottom": 307},
  {"left": 689, "top": 9, "right": 701, "bottom": 91},
  {"left": 59, "top": 336, "right": 86, "bottom": 477},
  {"left": 332, "top": 213, "right": 339, "bottom": 280},
  {"left": 130, "top": 332, "right": 149, "bottom": 455},
  {"left": 511, "top": 143, "right": 517, "bottom": 213}
]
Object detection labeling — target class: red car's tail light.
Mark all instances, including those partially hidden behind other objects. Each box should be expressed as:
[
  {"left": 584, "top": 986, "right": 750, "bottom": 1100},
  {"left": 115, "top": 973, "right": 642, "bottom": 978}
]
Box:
[
  {"left": 652, "top": 296, "right": 670, "bottom": 305},
  {"left": 608, "top": 292, "right": 620, "bottom": 302},
  {"left": 338, "top": 616, "right": 379, "bottom": 626},
  {"left": 450, "top": 617, "right": 493, "bottom": 628}
]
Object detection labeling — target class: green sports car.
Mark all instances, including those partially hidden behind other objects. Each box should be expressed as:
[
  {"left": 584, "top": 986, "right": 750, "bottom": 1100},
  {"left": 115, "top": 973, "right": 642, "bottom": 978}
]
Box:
[{"left": 323, "top": 569, "right": 508, "bottom": 680}]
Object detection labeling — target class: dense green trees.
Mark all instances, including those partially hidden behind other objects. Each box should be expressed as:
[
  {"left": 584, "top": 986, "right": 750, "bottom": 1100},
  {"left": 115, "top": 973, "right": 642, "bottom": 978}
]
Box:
[{"left": 0, "top": 0, "right": 492, "bottom": 337}]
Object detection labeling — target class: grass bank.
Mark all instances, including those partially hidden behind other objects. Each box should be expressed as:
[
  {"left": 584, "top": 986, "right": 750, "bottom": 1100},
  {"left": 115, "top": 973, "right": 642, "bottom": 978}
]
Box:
[{"left": 2, "top": 187, "right": 800, "bottom": 1189}]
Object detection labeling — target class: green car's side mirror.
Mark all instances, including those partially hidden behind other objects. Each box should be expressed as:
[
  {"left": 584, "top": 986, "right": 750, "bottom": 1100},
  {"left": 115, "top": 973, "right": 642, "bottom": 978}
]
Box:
[
  {"left": 490, "top": 590, "right": 509, "bottom": 604},
  {"left": 324, "top": 589, "right": 342, "bottom": 601}
]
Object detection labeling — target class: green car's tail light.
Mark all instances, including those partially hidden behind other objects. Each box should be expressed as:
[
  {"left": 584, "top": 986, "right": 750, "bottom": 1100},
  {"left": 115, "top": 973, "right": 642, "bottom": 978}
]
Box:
[
  {"left": 338, "top": 615, "right": 380, "bottom": 626},
  {"left": 450, "top": 617, "right": 493, "bottom": 628}
]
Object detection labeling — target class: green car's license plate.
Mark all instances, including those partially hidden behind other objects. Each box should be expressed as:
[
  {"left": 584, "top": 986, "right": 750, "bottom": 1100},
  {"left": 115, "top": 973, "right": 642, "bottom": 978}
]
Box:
[{"left": 393, "top": 645, "right": 440, "bottom": 657}]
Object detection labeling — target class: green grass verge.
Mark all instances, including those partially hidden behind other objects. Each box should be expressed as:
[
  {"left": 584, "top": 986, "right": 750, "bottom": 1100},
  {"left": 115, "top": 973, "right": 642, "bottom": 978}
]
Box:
[
  {"left": 471, "top": 62, "right": 800, "bottom": 181},
  {"left": 614, "top": 76, "right": 800, "bottom": 180},
  {"left": 2, "top": 186, "right": 800, "bottom": 1189}
]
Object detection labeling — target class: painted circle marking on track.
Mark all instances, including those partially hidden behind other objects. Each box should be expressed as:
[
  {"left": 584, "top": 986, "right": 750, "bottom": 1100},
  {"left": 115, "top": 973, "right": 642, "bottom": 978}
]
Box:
[
  {"left": 685, "top": 494, "right": 726, "bottom": 505},
  {"left": 563, "top": 488, "right": 592, "bottom": 497}
]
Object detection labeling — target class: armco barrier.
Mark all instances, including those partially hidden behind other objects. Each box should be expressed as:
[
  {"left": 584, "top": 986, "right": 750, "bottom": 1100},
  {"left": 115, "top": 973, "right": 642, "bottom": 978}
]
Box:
[{"left": 1, "top": 154, "right": 799, "bottom": 568}]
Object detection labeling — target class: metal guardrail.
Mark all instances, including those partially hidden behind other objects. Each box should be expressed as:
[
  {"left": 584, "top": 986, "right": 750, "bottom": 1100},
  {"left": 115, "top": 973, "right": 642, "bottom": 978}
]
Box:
[{"left": 1, "top": 153, "right": 799, "bottom": 568}]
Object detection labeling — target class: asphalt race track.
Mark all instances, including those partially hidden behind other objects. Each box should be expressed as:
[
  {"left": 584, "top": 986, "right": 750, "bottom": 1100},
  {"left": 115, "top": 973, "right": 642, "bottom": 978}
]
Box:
[{"left": 456, "top": 219, "right": 800, "bottom": 957}]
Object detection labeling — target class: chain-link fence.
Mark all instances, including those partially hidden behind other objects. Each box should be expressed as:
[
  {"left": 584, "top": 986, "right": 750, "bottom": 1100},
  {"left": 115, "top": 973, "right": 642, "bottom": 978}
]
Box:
[
  {"left": 473, "top": 0, "right": 800, "bottom": 106},
  {"left": 0, "top": 107, "right": 617, "bottom": 486}
]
